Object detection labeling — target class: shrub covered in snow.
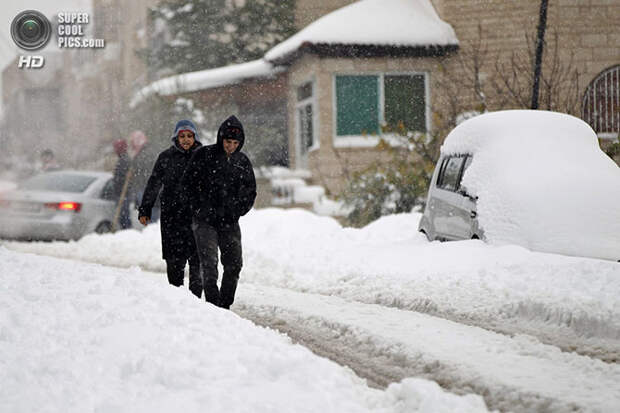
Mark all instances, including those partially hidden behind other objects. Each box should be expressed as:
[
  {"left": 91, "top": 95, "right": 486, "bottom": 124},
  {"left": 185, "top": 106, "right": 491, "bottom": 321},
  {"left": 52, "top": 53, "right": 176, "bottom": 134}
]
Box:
[{"left": 340, "top": 128, "right": 439, "bottom": 227}]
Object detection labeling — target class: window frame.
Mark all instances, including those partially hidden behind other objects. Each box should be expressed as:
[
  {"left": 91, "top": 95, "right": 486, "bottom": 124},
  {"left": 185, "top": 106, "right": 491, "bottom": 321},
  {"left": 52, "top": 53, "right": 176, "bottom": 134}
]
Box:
[
  {"left": 436, "top": 154, "right": 471, "bottom": 193},
  {"left": 582, "top": 65, "right": 619, "bottom": 139},
  {"left": 294, "top": 78, "right": 319, "bottom": 157},
  {"left": 332, "top": 71, "right": 430, "bottom": 148}
]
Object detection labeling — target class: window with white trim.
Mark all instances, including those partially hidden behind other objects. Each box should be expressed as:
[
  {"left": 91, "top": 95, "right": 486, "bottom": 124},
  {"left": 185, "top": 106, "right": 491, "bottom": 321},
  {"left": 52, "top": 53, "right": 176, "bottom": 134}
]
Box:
[
  {"left": 582, "top": 65, "right": 619, "bottom": 139},
  {"left": 296, "top": 81, "right": 316, "bottom": 154},
  {"left": 334, "top": 73, "right": 427, "bottom": 137}
]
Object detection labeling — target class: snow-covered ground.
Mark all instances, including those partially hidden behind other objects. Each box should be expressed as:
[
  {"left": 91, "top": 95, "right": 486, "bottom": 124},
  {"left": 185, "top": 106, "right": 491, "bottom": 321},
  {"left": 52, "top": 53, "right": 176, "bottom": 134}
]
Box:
[
  {"left": 0, "top": 248, "right": 487, "bottom": 413},
  {"left": 2, "top": 208, "right": 620, "bottom": 411}
]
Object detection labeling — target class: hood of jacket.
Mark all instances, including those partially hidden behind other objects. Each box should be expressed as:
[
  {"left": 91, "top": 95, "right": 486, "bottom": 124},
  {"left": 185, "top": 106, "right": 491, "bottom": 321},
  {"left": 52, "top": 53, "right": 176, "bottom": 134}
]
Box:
[
  {"left": 216, "top": 115, "right": 245, "bottom": 152},
  {"left": 171, "top": 119, "right": 201, "bottom": 144}
]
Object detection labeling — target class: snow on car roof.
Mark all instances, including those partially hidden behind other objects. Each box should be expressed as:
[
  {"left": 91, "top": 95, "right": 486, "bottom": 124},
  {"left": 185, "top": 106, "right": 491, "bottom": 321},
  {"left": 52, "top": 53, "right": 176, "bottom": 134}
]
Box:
[
  {"left": 441, "top": 110, "right": 620, "bottom": 261},
  {"left": 264, "top": 0, "right": 458, "bottom": 63}
]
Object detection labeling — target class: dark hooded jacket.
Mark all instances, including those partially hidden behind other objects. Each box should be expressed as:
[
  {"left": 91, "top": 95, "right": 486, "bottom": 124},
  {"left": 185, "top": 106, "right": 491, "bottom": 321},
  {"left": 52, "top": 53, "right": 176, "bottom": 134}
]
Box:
[
  {"left": 180, "top": 115, "right": 257, "bottom": 230},
  {"left": 139, "top": 120, "right": 202, "bottom": 259}
]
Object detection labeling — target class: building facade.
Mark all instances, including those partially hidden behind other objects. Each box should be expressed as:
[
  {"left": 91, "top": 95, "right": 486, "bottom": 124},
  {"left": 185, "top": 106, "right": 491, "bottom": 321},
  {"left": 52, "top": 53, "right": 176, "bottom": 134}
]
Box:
[{"left": 284, "top": 0, "right": 619, "bottom": 194}]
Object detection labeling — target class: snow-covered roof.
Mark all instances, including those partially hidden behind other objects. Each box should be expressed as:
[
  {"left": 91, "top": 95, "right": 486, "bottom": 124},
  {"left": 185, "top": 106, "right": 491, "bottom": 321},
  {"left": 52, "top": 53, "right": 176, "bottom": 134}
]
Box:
[
  {"left": 130, "top": 59, "right": 284, "bottom": 108},
  {"left": 265, "top": 0, "right": 459, "bottom": 64}
]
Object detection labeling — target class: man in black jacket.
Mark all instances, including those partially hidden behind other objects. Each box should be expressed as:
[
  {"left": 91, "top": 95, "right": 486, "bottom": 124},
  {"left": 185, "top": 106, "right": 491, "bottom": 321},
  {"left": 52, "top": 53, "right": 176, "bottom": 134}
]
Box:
[
  {"left": 138, "top": 120, "right": 203, "bottom": 298},
  {"left": 181, "top": 115, "right": 257, "bottom": 308}
]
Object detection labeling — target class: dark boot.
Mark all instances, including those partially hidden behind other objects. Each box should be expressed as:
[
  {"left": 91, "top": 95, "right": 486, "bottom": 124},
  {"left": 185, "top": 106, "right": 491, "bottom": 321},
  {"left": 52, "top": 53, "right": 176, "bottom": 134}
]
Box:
[
  {"left": 204, "top": 281, "right": 220, "bottom": 305},
  {"left": 165, "top": 258, "right": 184, "bottom": 287},
  {"left": 219, "top": 267, "right": 240, "bottom": 309},
  {"left": 188, "top": 253, "right": 202, "bottom": 299}
]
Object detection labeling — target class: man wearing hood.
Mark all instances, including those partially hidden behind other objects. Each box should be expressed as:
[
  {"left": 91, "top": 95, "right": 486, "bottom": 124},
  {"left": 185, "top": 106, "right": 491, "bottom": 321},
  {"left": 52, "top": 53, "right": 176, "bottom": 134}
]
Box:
[
  {"left": 181, "top": 115, "right": 257, "bottom": 308},
  {"left": 138, "top": 120, "right": 203, "bottom": 298}
]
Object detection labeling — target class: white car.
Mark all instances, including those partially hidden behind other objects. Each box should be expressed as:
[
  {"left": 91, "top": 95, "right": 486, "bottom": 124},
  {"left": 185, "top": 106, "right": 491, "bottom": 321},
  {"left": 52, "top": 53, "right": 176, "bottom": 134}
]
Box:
[
  {"left": 419, "top": 110, "right": 620, "bottom": 261},
  {"left": 0, "top": 170, "right": 118, "bottom": 241}
]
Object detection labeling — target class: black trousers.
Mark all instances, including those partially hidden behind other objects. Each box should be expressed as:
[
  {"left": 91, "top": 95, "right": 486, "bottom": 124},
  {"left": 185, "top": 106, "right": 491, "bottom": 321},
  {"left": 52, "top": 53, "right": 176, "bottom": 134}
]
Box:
[
  {"left": 192, "top": 220, "right": 242, "bottom": 308},
  {"left": 165, "top": 252, "right": 202, "bottom": 298}
]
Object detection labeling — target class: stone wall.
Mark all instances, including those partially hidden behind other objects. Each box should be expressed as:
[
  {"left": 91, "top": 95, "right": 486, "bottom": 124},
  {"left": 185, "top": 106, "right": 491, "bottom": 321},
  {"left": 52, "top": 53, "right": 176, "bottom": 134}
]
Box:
[
  {"left": 294, "top": 0, "right": 354, "bottom": 29},
  {"left": 432, "top": 0, "right": 620, "bottom": 112}
]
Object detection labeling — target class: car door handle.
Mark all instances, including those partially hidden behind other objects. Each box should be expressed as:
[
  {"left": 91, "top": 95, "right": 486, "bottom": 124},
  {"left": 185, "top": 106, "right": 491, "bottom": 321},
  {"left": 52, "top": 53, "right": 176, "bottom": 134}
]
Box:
[{"left": 470, "top": 211, "right": 477, "bottom": 218}]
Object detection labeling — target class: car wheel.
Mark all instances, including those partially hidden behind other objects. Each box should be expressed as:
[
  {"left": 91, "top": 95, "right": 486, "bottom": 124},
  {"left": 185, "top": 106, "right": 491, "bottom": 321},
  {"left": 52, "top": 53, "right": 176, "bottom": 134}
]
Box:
[{"left": 95, "top": 222, "right": 112, "bottom": 234}]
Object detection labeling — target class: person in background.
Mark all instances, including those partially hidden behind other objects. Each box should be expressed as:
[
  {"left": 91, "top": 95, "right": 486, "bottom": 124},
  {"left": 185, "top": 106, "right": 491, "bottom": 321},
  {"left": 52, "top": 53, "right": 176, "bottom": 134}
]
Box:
[
  {"left": 138, "top": 120, "right": 203, "bottom": 298},
  {"left": 129, "top": 130, "right": 160, "bottom": 223},
  {"left": 39, "top": 149, "right": 61, "bottom": 172},
  {"left": 111, "top": 139, "right": 132, "bottom": 230},
  {"left": 180, "top": 115, "right": 256, "bottom": 309}
]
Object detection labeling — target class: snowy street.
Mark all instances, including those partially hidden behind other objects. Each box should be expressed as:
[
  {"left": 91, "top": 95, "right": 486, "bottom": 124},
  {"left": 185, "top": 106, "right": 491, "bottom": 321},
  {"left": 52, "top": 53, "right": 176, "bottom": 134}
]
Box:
[{"left": 2, "top": 208, "right": 620, "bottom": 412}]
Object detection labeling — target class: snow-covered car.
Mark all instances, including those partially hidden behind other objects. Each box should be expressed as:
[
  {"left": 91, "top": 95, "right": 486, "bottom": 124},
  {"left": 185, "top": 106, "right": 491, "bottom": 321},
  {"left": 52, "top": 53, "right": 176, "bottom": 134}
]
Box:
[
  {"left": 419, "top": 110, "right": 620, "bottom": 261},
  {"left": 0, "top": 170, "right": 117, "bottom": 241}
]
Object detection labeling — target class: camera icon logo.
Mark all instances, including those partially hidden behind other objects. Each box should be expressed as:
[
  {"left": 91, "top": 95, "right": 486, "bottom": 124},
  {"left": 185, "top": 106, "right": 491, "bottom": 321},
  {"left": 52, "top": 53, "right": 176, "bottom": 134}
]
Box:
[{"left": 11, "top": 10, "right": 52, "bottom": 51}]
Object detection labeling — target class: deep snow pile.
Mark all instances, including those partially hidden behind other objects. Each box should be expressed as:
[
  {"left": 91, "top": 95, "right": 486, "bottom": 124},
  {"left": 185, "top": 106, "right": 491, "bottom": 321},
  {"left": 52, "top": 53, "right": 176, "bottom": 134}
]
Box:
[
  {"left": 0, "top": 247, "right": 489, "bottom": 413},
  {"left": 441, "top": 110, "right": 620, "bottom": 261},
  {"left": 4, "top": 208, "right": 620, "bottom": 359}
]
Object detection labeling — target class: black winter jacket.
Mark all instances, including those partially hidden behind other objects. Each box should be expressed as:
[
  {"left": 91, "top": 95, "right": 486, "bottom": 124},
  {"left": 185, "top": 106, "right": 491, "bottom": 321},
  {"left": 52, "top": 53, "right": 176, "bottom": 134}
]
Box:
[
  {"left": 139, "top": 140, "right": 202, "bottom": 259},
  {"left": 181, "top": 115, "right": 257, "bottom": 230}
]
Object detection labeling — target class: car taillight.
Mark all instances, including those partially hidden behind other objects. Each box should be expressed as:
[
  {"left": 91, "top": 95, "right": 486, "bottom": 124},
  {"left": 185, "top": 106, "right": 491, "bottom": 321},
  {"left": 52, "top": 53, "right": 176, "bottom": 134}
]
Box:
[{"left": 45, "top": 202, "right": 82, "bottom": 212}]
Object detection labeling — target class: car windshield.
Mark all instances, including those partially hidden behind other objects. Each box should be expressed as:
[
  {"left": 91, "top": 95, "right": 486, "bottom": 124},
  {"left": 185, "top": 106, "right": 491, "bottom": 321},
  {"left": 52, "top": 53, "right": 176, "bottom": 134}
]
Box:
[{"left": 18, "top": 173, "right": 96, "bottom": 193}]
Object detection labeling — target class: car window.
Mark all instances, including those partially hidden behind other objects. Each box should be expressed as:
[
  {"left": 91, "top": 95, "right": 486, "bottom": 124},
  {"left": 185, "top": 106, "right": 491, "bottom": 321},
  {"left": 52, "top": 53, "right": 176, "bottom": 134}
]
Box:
[
  {"left": 19, "top": 173, "right": 96, "bottom": 193},
  {"left": 436, "top": 158, "right": 448, "bottom": 187},
  {"left": 462, "top": 155, "right": 472, "bottom": 173},
  {"left": 438, "top": 156, "right": 464, "bottom": 191},
  {"left": 100, "top": 178, "right": 116, "bottom": 200},
  {"left": 457, "top": 155, "right": 473, "bottom": 192}
]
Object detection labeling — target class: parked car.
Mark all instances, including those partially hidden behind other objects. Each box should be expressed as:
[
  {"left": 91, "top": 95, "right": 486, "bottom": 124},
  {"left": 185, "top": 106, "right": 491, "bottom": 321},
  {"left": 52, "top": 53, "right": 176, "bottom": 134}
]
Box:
[
  {"left": 419, "top": 110, "right": 620, "bottom": 261},
  {"left": 419, "top": 153, "right": 482, "bottom": 241},
  {"left": 0, "top": 170, "right": 118, "bottom": 241}
]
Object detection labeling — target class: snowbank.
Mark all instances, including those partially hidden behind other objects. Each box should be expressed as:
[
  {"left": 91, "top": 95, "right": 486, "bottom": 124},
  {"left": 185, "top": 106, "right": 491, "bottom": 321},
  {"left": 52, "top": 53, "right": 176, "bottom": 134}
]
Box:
[
  {"left": 5, "top": 208, "right": 620, "bottom": 359},
  {"left": 0, "top": 247, "right": 488, "bottom": 413}
]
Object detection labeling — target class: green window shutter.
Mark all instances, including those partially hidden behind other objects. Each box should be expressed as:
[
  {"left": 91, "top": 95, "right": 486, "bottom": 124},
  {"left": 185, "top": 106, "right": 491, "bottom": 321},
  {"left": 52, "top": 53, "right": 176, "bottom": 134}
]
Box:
[
  {"left": 384, "top": 74, "right": 426, "bottom": 133},
  {"left": 335, "top": 75, "right": 379, "bottom": 136}
]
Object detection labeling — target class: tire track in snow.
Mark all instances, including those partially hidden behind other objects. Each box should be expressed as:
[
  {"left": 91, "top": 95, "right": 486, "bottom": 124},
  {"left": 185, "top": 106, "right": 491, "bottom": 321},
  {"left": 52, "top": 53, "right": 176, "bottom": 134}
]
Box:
[{"left": 235, "top": 284, "right": 620, "bottom": 413}]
